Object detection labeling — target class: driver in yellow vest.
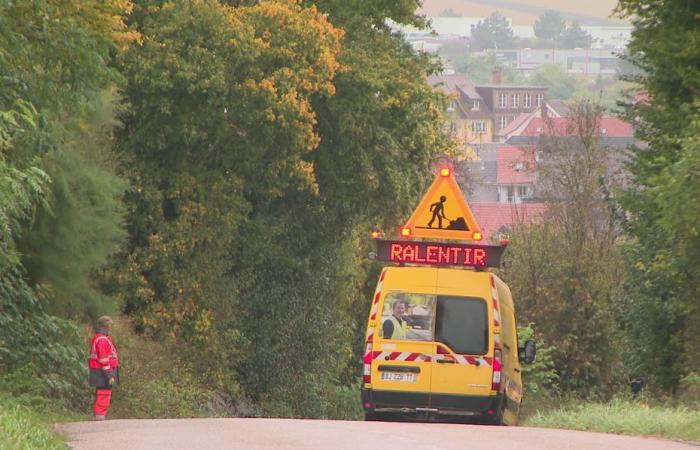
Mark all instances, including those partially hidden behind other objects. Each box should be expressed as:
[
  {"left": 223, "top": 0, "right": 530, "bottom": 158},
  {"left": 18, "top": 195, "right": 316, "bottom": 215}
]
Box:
[{"left": 382, "top": 300, "right": 408, "bottom": 339}]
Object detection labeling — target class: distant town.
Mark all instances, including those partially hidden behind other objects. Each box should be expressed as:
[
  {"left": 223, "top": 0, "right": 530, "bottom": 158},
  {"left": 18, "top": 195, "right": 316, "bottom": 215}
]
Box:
[{"left": 398, "top": 9, "right": 636, "bottom": 241}]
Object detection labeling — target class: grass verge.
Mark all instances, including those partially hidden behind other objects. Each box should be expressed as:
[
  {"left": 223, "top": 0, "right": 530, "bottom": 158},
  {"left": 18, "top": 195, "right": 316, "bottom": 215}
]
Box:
[
  {"left": 524, "top": 398, "right": 700, "bottom": 443},
  {"left": 0, "top": 395, "right": 67, "bottom": 450}
]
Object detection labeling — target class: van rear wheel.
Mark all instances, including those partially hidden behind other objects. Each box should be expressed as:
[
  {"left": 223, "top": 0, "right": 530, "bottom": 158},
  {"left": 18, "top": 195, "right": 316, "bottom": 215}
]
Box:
[
  {"left": 485, "top": 409, "right": 505, "bottom": 425},
  {"left": 364, "top": 412, "right": 382, "bottom": 421}
]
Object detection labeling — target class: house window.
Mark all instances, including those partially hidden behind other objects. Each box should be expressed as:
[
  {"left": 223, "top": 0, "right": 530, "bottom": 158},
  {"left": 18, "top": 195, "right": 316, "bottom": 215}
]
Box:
[
  {"left": 536, "top": 94, "right": 544, "bottom": 107},
  {"left": 524, "top": 94, "right": 532, "bottom": 108},
  {"left": 507, "top": 186, "right": 515, "bottom": 203},
  {"left": 511, "top": 94, "right": 519, "bottom": 108},
  {"left": 472, "top": 100, "right": 480, "bottom": 110},
  {"left": 471, "top": 121, "right": 486, "bottom": 134},
  {"left": 499, "top": 116, "right": 507, "bottom": 129},
  {"left": 448, "top": 100, "right": 456, "bottom": 111},
  {"left": 518, "top": 185, "right": 530, "bottom": 198},
  {"left": 498, "top": 94, "right": 507, "bottom": 108},
  {"left": 448, "top": 122, "right": 457, "bottom": 135}
]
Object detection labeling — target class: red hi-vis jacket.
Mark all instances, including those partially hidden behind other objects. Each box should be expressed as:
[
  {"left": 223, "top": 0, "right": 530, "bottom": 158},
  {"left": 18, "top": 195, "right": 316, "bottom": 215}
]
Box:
[{"left": 89, "top": 331, "right": 119, "bottom": 372}]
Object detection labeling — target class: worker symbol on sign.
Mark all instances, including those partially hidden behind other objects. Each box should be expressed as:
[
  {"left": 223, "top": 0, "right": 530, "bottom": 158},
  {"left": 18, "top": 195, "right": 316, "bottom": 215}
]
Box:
[
  {"left": 428, "top": 196, "right": 448, "bottom": 228},
  {"left": 427, "top": 195, "right": 469, "bottom": 230}
]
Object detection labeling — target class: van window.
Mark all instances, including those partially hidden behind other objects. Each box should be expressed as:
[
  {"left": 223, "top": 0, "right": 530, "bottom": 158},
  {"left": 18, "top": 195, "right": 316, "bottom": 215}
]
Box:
[
  {"left": 381, "top": 293, "right": 436, "bottom": 341},
  {"left": 435, "top": 296, "right": 488, "bottom": 355}
]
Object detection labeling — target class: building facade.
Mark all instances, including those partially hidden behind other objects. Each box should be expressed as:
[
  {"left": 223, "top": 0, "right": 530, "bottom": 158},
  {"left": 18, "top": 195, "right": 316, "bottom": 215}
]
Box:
[{"left": 475, "top": 84, "right": 548, "bottom": 137}]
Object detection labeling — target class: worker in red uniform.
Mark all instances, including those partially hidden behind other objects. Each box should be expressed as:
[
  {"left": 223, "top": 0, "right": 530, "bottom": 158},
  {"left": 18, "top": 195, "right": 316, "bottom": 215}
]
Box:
[{"left": 88, "top": 316, "right": 120, "bottom": 420}]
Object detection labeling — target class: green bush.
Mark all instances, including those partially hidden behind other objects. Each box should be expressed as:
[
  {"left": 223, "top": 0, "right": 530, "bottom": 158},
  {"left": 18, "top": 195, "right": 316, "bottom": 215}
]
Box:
[
  {"left": 679, "top": 373, "right": 700, "bottom": 407},
  {"left": 0, "top": 395, "right": 66, "bottom": 450},
  {"left": 525, "top": 397, "right": 700, "bottom": 442},
  {"left": 107, "top": 319, "right": 216, "bottom": 419},
  {"left": 260, "top": 376, "right": 363, "bottom": 420},
  {"left": 518, "top": 324, "right": 560, "bottom": 395},
  {"left": 0, "top": 273, "right": 89, "bottom": 411}
]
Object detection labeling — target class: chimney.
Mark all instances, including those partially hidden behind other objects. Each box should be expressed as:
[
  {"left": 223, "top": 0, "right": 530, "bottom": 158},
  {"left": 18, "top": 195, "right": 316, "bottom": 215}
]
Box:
[{"left": 492, "top": 65, "right": 502, "bottom": 85}]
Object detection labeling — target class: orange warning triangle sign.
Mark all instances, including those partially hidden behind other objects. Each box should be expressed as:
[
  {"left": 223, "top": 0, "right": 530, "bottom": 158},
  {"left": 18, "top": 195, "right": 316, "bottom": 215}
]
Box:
[{"left": 402, "top": 169, "right": 482, "bottom": 241}]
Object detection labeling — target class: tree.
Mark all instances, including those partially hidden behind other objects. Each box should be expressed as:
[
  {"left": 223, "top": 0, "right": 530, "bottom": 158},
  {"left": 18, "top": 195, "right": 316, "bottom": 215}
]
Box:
[
  {"left": 533, "top": 11, "right": 565, "bottom": 43},
  {"left": 616, "top": 0, "right": 700, "bottom": 390},
  {"left": 0, "top": 0, "right": 133, "bottom": 320},
  {"left": 0, "top": 0, "right": 133, "bottom": 409},
  {"left": 558, "top": 21, "right": 593, "bottom": 49},
  {"left": 111, "top": 0, "right": 450, "bottom": 417},
  {"left": 501, "top": 101, "right": 627, "bottom": 395},
  {"left": 529, "top": 64, "right": 585, "bottom": 100},
  {"left": 111, "top": 0, "right": 344, "bottom": 397},
  {"left": 440, "top": 8, "right": 461, "bottom": 18},
  {"left": 470, "top": 12, "right": 517, "bottom": 51}
]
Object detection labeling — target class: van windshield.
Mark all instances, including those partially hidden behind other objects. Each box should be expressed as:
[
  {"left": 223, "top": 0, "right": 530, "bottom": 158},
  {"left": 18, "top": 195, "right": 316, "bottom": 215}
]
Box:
[
  {"left": 381, "top": 292, "right": 489, "bottom": 354},
  {"left": 435, "top": 296, "right": 488, "bottom": 355}
]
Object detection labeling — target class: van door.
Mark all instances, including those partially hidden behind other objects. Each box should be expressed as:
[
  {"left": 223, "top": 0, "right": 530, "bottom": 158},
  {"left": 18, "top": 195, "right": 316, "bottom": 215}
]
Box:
[
  {"left": 497, "top": 281, "right": 523, "bottom": 424},
  {"left": 370, "top": 291, "right": 436, "bottom": 409},
  {"left": 429, "top": 295, "right": 494, "bottom": 410}
]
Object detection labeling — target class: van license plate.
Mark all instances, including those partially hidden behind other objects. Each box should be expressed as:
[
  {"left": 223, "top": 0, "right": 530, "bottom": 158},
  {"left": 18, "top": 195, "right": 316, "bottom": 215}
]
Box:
[{"left": 380, "top": 372, "right": 417, "bottom": 382}]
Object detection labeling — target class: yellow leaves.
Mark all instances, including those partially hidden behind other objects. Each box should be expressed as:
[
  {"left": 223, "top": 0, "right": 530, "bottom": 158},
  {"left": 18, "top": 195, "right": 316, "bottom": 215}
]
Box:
[
  {"left": 136, "top": 287, "right": 156, "bottom": 303},
  {"left": 195, "top": 309, "right": 213, "bottom": 334},
  {"left": 47, "top": 0, "right": 141, "bottom": 51},
  {"left": 295, "top": 160, "right": 319, "bottom": 195},
  {"left": 234, "top": 0, "right": 343, "bottom": 97}
]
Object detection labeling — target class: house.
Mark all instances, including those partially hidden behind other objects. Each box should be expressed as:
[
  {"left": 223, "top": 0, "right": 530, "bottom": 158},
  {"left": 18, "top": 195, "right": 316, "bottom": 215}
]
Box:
[
  {"left": 462, "top": 143, "right": 499, "bottom": 203},
  {"left": 428, "top": 72, "right": 550, "bottom": 145},
  {"left": 474, "top": 81, "right": 548, "bottom": 137},
  {"left": 428, "top": 74, "right": 495, "bottom": 150},
  {"left": 470, "top": 202, "right": 546, "bottom": 242},
  {"left": 496, "top": 146, "right": 537, "bottom": 204},
  {"left": 507, "top": 115, "right": 635, "bottom": 147},
  {"left": 496, "top": 99, "right": 570, "bottom": 142},
  {"left": 486, "top": 48, "right": 627, "bottom": 77}
]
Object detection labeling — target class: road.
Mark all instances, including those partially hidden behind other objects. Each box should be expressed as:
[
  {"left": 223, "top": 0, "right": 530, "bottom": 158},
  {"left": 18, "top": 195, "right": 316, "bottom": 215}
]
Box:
[{"left": 60, "top": 418, "right": 697, "bottom": 450}]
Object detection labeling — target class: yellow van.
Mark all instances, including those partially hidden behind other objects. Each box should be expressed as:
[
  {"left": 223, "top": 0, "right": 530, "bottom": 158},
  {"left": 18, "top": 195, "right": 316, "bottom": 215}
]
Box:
[{"left": 360, "top": 265, "right": 535, "bottom": 425}]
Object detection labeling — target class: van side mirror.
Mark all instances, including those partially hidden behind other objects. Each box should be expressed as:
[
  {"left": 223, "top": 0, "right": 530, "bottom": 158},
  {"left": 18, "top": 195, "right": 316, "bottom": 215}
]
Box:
[{"left": 519, "top": 339, "right": 536, "bottom": 364}]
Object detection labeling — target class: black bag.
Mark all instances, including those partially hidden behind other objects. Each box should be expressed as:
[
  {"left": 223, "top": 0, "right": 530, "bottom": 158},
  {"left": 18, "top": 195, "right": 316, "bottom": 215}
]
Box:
[{"left": 89, "top": 367, "right": 120, "bottom": 388}]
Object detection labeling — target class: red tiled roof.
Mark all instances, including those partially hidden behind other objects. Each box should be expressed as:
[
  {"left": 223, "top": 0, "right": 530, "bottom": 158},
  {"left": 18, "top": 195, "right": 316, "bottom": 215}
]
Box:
[
  {"left": 522, "top": 117, "right": 633, "bottom": 138},
  {"left": 498, "top": 112, "right": 532, "bottom": 137},
  {"left": 496, "top": 146, "right": 536, "bottom": 184},
  {"left": 471, "top": 202, "right": 546, "bottom": 242}
]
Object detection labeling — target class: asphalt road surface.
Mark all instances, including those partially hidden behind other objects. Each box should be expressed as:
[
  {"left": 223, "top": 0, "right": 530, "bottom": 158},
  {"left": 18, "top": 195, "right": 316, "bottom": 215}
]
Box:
[{"left": 60, "top": 418, "right": 697, "bottom": 450}]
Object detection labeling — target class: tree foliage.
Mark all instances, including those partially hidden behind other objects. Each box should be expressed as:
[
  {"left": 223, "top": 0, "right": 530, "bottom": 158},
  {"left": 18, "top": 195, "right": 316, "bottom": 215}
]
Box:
[
  {"left": 529, "top": 65, "right": 586, "bottom": 101},
  {"left": 470, "top": 11, "right": 517, "bottom": 51},
  {"left": 533, "top": 11, "right": 566, "bottom": 43},
  {"left": 502, "top": 101, "right": 626, "bottom": 395},
  {"left": 532, "top": 12, "right": 592, "bottom": 49},
  {"left": 109, "top": 0, "right": 450, "bottom": 415},
  {"left": 558, "top": 21, "right": 593, "bottom": 49},
  {"left": 616, "top": 0, "right": 700, "bottom": 389},
  {"left": 0, "top": 0, "right": 133, "bottom": 409}
]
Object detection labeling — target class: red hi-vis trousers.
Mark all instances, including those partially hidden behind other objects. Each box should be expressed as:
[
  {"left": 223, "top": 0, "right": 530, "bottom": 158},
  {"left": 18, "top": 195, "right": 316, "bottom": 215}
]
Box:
[{"left": 93, "top": 389, "right": 112, "bottom": 419}]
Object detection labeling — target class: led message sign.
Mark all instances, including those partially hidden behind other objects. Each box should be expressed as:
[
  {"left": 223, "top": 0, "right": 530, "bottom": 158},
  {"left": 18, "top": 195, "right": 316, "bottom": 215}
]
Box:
[{"left": 376, "top": 239, "right": 505, "bottom": 268}]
